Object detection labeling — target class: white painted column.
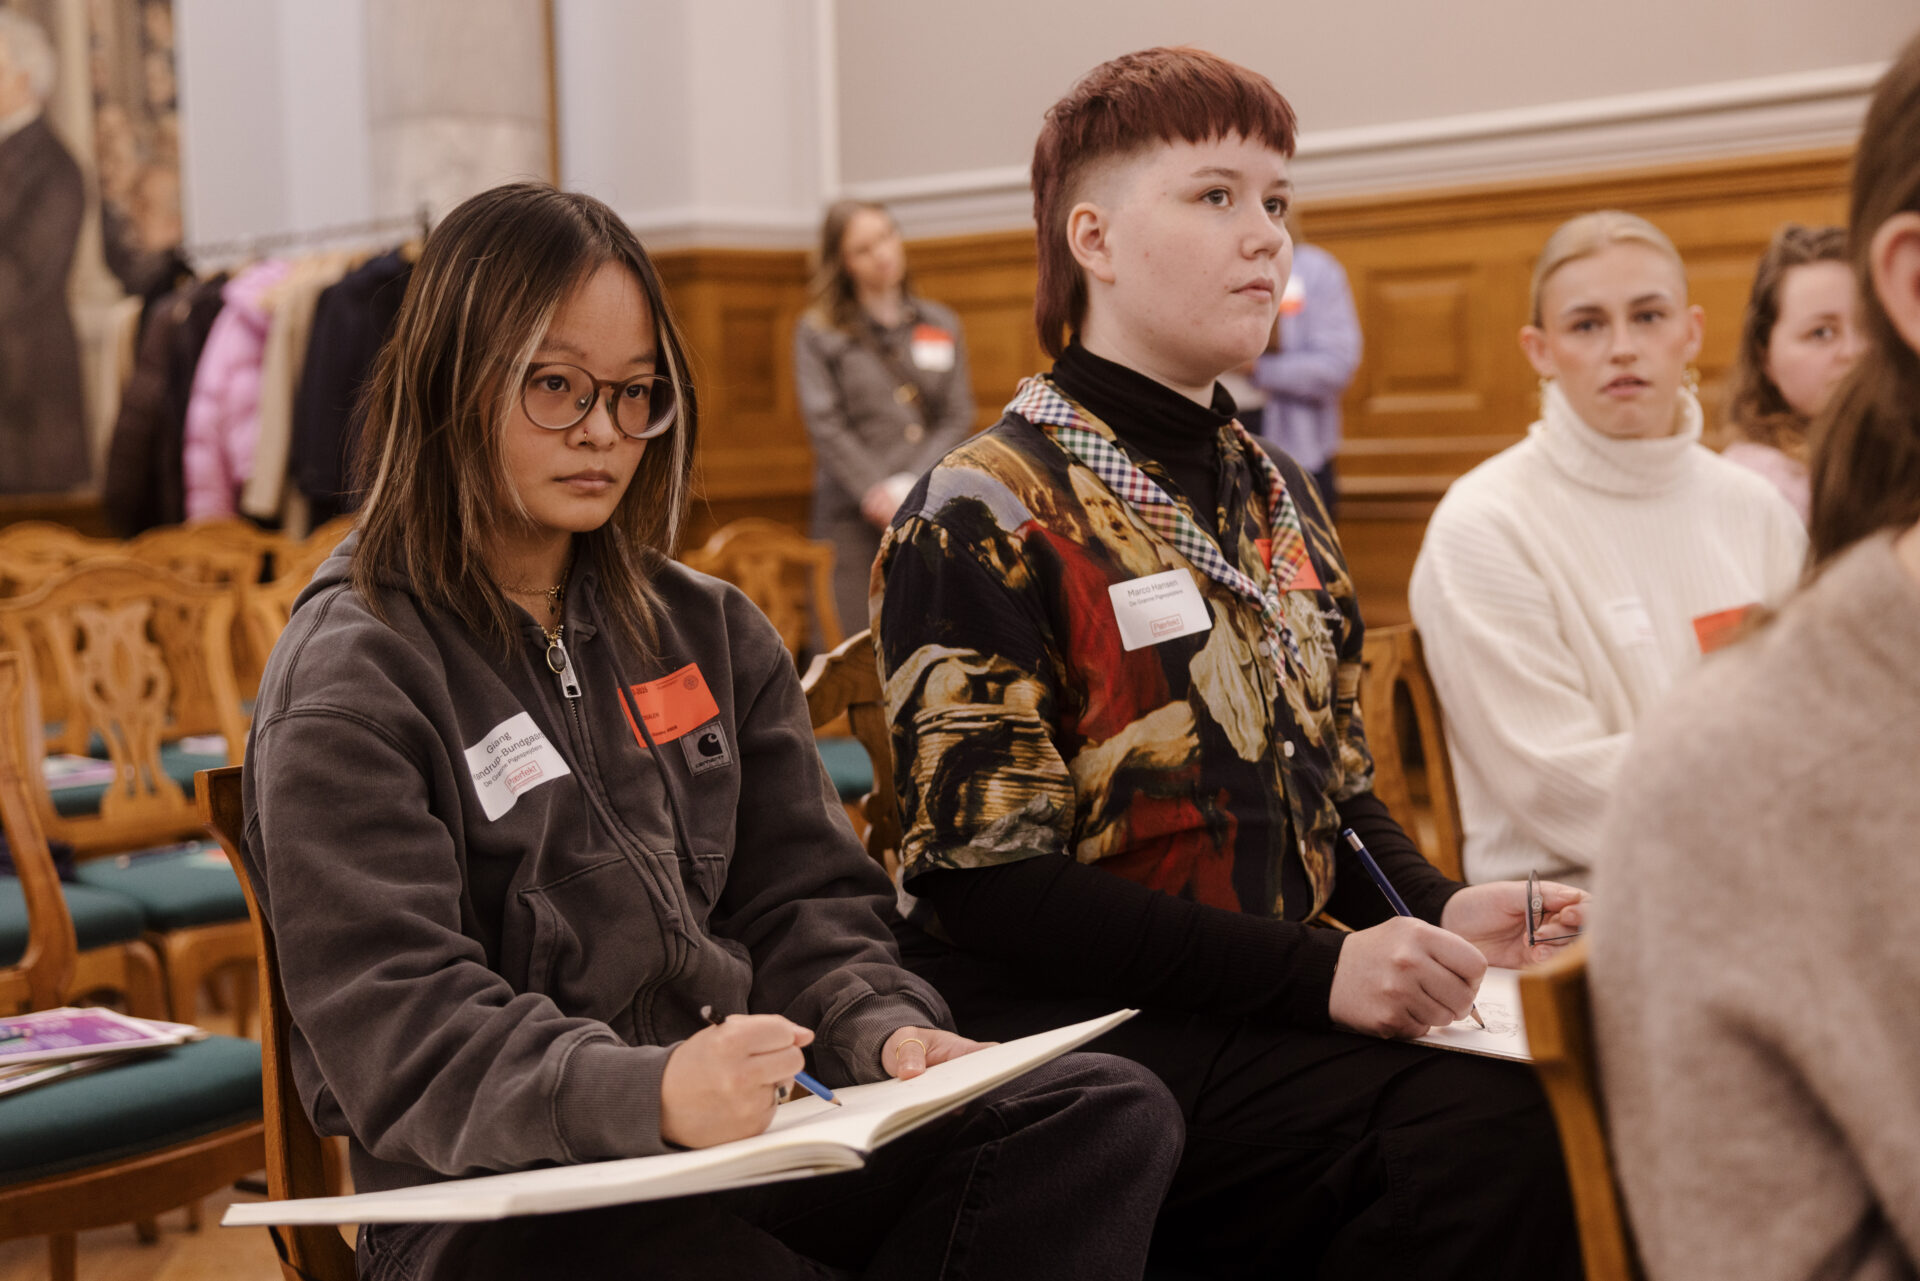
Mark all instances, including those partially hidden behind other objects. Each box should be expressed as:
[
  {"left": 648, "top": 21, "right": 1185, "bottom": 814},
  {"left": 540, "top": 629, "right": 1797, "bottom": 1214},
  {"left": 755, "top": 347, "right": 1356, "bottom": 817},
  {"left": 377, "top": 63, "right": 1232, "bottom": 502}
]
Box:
[
  {"left": 364, "top": 0, "right": 552, "bottom": 223},
  {"left": 555, "top": 0, "right": 826, "bottom": 249}
]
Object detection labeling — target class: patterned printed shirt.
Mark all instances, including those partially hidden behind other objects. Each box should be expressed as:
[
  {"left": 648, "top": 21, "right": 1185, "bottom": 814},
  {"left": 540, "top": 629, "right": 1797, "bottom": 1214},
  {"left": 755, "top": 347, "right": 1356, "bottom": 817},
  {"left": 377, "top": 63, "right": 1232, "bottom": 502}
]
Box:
[{"left": 873, "top": 375, "right": 1374, "bottom": 923}]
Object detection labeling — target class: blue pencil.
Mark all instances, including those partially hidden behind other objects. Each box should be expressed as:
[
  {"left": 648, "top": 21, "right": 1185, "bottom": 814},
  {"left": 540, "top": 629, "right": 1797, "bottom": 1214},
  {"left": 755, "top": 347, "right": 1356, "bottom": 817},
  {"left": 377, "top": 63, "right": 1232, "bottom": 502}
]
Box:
[
  {"left": 1340, "top": 829, "right": 1486, "bottom": 1030},
  {"left": 700, "top": 1005, "right": 842, "bottom": 1107}
]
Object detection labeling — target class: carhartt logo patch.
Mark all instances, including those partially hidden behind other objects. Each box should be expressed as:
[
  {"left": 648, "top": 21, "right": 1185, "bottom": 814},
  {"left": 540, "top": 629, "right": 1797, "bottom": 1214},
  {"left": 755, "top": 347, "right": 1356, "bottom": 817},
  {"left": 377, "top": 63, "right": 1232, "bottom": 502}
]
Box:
[{"left": 681, "top": 720, "right": 732, "bottom": 776}]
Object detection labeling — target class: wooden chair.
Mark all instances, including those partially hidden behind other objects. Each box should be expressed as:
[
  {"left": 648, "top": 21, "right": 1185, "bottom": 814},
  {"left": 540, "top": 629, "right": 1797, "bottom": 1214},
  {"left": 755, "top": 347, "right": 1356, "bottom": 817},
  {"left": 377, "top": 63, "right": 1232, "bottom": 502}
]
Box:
[
  {"left": 1518, "top": 938, "right": 1643, "bottom": 1281},
  {"left": 683, "top": 518, "right": 843, "bottom": 661},
  {"left": 0, "top": 559, "right": 256, "bottom": 1023},
  {"left": 243, "top": 515, "right": 355, "bottom": 670},
  {"left": 1357, "top": 623, "right": 1465, "bottom": 881},
  {"left": 0, "top": 522, "right": 115, "bottom": 598},
  {"left": 124, "top": 520, "right": 283, "bottom": 699},
  {"left": 0, "top": 658, "right": 266, "bottom": 1281},
  {"left": 199, "top": 766, "right": 358, "bottom": 1281},
  {"left": 800, "top": 631, "right": 900, "bottom": 875}
]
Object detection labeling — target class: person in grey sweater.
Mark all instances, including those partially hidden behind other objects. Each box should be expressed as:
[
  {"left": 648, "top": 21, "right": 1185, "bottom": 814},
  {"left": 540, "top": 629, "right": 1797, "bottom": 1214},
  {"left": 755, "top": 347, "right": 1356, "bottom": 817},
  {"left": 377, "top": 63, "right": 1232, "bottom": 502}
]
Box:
[
  {"left": 794, "top": 200, "right": 975, "bottom": 636},
  {"left": 1593, "top": 35, "right": 1920, "bottom": 1280},
  {"left": 241, "top": 182, "right": 1182, "bottom": 1281}
]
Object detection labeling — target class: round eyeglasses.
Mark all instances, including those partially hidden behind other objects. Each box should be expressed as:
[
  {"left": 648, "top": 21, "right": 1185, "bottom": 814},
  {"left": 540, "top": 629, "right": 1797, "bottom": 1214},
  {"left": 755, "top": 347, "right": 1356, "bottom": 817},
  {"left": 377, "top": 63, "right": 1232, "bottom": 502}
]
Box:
[{"left": 521, "top": 363, "right": 677, "bottom": 440}]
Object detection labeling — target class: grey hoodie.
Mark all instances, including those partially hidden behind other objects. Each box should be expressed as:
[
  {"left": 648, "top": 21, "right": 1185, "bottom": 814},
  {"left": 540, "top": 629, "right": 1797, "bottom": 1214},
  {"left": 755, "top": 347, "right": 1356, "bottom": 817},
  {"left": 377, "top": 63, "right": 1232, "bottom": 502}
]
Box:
[{"left": 240, "top": 534, "right": 948, "bottom": 1194}]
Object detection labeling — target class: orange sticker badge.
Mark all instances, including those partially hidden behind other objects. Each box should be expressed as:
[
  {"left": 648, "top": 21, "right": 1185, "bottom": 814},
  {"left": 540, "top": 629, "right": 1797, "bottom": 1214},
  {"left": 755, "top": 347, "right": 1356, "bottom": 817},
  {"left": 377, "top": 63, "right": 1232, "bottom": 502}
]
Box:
[
  {"left": 1692, "top": 604, "right": 1760, "bottom": 655},
  {"left": 622, "top": 663, "right": 720, "bottom": 744}
]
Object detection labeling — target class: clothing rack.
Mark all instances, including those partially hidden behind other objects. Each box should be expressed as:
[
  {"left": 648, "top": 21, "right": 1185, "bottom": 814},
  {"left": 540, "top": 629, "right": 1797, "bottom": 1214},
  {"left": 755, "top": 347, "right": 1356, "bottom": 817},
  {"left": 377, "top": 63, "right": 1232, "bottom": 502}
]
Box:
[{"left": 180, "top": 203, "right": 432, "bottom": 266}]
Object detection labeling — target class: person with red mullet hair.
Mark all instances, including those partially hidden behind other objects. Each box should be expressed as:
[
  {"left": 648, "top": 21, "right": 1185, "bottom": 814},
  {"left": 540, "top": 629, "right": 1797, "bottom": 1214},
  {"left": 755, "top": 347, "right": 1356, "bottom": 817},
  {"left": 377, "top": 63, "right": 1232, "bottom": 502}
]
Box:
[{"left": 873, "top": 47, "right": 1584, "bottom": 1279}]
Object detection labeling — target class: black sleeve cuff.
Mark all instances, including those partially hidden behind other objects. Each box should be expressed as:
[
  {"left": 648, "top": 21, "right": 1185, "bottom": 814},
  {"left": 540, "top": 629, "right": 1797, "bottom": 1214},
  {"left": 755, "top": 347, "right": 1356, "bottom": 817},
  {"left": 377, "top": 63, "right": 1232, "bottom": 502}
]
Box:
[{"left": 1326, "top": 790, "right": 1464, "bottom": 928}]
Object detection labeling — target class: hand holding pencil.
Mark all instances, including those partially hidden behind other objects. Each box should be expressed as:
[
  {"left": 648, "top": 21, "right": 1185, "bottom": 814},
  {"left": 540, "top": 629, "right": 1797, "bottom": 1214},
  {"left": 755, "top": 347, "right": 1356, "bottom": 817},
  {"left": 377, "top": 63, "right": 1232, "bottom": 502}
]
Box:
[{"left": 1328, "top": 829, "right": 1490, "bottom": 1040}]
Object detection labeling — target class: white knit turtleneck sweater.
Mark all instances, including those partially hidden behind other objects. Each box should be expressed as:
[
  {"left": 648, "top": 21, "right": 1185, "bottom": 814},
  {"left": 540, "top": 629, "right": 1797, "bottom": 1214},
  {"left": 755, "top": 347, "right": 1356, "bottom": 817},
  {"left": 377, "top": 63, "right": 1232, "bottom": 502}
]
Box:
[{"left": 1407, "top": 382, "right": 1807, "bottom": 885}]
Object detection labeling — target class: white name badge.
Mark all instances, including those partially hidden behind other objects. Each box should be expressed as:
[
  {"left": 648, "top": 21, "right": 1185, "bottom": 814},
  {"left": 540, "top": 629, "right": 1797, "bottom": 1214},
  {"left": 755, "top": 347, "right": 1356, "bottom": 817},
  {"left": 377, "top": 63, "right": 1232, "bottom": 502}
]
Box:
[
  {"left": 910, "top": 327, "right": 956, "bottom": 372},
  {"left": 1108, "top": 569, "right": 1213, "bottom": 651},
  {"left": 1602, "top": 597, "right": 1657, "bottom": 650},
  {"left": 464, "top": 712, "right": 573, "bottom": 821}
]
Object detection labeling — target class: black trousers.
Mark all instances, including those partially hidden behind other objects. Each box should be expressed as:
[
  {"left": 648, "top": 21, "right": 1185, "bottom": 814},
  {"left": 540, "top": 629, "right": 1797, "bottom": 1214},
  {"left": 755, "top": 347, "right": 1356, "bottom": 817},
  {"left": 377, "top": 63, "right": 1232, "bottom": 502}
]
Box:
[
  {"left": 911, "top": 947, "right": 1582, "bottom": 1281},
  {"left": 357, "top": 1052, "right": 1184, "bottom": 1281}
]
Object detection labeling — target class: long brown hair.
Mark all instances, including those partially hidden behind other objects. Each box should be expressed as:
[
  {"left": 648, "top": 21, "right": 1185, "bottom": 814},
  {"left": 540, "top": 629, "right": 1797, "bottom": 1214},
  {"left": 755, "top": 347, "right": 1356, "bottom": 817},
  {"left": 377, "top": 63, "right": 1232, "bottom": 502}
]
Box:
[
  {"left": 1808, "top": 34, "right": 1920, "bottom": 567},
  {"left": 1718, "top": 223, "right": 1848, "bottom": 457},
  {"left": 350, "top": 183, "right": 699, "bottom": 657},
  {"left": 1030, "top": 47, "right": 1297, "bottom": 358},
  {"left": 805, "top": 199, "right": 911, "bottom": 333}
]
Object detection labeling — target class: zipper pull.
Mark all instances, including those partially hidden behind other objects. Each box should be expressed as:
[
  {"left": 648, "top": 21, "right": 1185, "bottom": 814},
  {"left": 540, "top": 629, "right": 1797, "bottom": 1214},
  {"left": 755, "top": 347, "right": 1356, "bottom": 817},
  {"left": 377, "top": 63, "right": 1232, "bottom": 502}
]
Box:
[{"left": 546, "top": 635, "right": 582, "bottom": 699}]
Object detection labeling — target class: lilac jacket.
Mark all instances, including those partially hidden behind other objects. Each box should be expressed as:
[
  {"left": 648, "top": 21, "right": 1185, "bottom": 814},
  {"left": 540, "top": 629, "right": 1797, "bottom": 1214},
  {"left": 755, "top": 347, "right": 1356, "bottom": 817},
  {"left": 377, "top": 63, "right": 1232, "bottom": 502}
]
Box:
[
  {"left": 1252, "top": 243, "right": 1361, "bottom": 473},
  {"left": 183, "top": 259, "right": 290, "bottom": 520}
]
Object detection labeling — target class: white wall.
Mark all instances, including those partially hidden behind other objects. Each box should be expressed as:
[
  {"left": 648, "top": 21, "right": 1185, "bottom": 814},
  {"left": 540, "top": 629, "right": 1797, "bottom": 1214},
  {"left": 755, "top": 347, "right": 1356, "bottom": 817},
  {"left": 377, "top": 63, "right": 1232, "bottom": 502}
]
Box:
[
  {"left": 833, "top": 0, "right": 1907, "bottom": 231},
  {"left": 171, "top": 0, "right": 1910, "bottom": 251},
  {"left": 557, "top": 0, "right": 826, "bottom": 247}
]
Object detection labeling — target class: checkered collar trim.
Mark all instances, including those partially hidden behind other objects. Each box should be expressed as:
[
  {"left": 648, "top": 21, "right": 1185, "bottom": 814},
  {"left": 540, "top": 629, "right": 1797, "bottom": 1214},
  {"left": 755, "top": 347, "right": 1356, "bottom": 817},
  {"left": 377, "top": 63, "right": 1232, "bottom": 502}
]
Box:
[{"left": 1007, "top": 375, "right": 1314, "bottom": 666}]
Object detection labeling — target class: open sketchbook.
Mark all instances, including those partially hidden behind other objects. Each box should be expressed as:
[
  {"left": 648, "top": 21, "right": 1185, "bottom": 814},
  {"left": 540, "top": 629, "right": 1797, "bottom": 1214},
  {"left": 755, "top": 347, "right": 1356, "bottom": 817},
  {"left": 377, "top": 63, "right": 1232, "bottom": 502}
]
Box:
[
  {"left": 225, "top": 1009, "right": 1136, "bottom": 1227},
  {"left": 1415, "top": 967, "right": 1531, "bottom": 1061}
]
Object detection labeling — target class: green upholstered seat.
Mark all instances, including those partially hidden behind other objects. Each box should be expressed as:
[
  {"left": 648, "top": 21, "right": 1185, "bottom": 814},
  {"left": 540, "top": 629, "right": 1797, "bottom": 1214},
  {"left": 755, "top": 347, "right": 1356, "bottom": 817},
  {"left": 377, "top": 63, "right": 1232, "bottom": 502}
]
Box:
[
  {"left": 814, "top": 735, "right": 873, "bottom": 802},
  {"left": 73, "top": 843, "right": 245, "bottom": 932},
  {"left": 46, "top": 743, "right": 228, "bottom": 819},
  {"left": 0, "top": 1035, "right": 263, "bottom": 1185},
  {"left": 0, "top": 880, "right": 145, "bottom": 965}
]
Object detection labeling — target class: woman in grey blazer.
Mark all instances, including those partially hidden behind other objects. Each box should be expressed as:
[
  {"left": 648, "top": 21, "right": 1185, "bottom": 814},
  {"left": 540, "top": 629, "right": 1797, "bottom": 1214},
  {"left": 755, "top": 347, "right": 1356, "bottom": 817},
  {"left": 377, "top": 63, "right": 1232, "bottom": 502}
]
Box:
[{"left": 794, "top": 201, "right": 975, "bottom": 634}]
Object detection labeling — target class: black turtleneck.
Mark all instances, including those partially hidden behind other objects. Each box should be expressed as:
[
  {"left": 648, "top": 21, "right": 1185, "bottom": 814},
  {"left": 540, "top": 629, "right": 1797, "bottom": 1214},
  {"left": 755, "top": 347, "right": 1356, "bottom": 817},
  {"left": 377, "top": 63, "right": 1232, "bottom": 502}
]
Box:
[{"left": 1049, "top": 342, "right": 1238, "bottom": 539}]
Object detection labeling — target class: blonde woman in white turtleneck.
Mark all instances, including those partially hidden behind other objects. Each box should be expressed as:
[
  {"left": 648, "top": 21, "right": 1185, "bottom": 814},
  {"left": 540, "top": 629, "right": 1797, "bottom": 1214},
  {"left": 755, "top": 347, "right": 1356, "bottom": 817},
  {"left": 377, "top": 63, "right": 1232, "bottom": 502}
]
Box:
[{"left": 1409, "top": 211, "right": 1806, "bottom": 887}]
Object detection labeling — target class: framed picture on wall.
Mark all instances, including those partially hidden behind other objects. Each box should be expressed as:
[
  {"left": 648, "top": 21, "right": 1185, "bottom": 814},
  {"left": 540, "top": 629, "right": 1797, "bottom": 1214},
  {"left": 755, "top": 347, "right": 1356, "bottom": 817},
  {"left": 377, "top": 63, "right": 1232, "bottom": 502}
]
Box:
[{"left": 0, "top": 0, "right": 181, "bottom": 507}]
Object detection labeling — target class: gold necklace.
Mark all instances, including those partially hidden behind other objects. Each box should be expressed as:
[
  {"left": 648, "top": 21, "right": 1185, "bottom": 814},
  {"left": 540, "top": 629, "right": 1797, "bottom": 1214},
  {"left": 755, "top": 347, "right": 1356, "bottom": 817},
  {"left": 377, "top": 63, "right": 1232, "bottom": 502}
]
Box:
[{"left": 503, "top": 561, "right": 571, "bottom": 672}]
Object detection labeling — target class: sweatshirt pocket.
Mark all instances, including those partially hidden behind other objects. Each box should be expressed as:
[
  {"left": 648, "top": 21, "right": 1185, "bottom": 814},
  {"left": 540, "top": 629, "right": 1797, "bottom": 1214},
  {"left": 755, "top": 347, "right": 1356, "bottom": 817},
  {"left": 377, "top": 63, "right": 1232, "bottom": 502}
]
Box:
[{"left": 520, "top": 852, "right": 673, "bottom": 1034}]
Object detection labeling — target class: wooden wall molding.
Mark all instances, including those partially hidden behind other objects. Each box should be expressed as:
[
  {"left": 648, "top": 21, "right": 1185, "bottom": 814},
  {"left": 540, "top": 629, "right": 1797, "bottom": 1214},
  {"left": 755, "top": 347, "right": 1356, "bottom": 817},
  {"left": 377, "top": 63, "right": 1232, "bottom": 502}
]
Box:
[{"left": 647, "top": 147, "right": 1851, "bottom": 614}]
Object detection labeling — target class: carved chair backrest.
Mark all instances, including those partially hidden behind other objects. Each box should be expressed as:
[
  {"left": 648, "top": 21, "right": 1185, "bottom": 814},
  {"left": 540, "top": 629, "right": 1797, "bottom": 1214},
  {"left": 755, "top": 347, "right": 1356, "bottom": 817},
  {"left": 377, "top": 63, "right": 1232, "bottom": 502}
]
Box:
[
  {"left": 0, "top": 524, "right": 119, "bottom": 732},
  {"left": 683, "top": 519, "right": 843, "bottom": 661},
  {"left": 0, "top": 523, "right": 116, "bottom": 597},
  {"left": 801, "top": 630, "right": 900, "bottom": 875},
  {"left": 0, "top": 653, "right": 77, "bottom": 1013},
  {"left": 0, "top": 558, "right": 246, "bottom": 855},
  {"left": 1357, "top": 623, "right": 1465, "bottom": 882},
  {"left": 124, "top": 521, "right": 282, "bottom": 698},
  {"left": 245, "top": 516, "right": 356, "bottom": 664}
]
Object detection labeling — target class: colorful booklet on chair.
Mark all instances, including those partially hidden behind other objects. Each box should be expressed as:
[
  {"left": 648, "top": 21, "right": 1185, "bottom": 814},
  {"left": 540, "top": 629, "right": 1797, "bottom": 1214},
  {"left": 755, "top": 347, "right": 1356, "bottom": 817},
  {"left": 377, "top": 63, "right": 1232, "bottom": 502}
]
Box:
[
  {"left": 1414, "top": 967, "right": 1532, "bottom": 1062},
  {"left": 223, "top": 1009, "right": 1137, "bottom": 1227},
  {"left": 0, "top": 1008, "right": 205, "bottom": 1067}
]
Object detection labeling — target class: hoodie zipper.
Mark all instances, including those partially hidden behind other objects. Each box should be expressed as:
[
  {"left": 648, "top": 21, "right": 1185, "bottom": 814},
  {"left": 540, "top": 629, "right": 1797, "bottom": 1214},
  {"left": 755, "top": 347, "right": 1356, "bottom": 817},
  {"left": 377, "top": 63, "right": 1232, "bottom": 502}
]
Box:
[{"left": 540, "top": 627, "right": 686, "bottom": 940}]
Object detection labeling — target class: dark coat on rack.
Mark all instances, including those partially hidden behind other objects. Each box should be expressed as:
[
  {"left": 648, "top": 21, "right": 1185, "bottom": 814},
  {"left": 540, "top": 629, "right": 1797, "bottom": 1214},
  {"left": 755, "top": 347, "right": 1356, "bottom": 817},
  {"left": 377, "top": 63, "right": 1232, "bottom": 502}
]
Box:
[
  {"left": 100, "top": 273, "right": 228, "bottom": 534},
  {"left": 291, "top": 249, "right": 412, "bottom": 523},
  {"left": 0, "top": 116, "right": 88, "bottom": 494}
]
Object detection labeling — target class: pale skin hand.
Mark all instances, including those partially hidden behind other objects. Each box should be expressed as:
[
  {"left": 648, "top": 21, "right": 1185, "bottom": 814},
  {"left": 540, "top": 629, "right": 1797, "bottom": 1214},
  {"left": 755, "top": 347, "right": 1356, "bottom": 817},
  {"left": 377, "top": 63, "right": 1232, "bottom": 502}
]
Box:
[
  {"left": 1328, "top": 916, "right": 1488, "bottom": 1039},
  {"left": 1439, "top": 880, "right": 1589, "bottom": 969},
  {"left": 882, "top": 1026, "right": 990, "bottom": 1079},
  {"left": 860, "top": 474, "right": 916, "bottom": 528},
  {"left": 659, "top": 1014, "right": 812, "bottom": 1149},
  {"left": 1328, "top": 879, "right": 1590, "bottom": 1039}
]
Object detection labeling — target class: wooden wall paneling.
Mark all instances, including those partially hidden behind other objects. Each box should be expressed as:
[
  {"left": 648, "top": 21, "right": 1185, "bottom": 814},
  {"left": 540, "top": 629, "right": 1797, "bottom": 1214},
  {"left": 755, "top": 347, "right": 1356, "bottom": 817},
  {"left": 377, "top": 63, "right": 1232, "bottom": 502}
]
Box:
[
  {"left": 645, "top": 150, "right": 1848, "bottom": 622},
  {"left": 654, "top": 249, "right": 813, "bottom": 546},
  {"left": 1302, "top": 147, "right": 1851, "bottom": 624},
  {"left": 905, "top": 232, "right": 1048, "bottom": 428}
]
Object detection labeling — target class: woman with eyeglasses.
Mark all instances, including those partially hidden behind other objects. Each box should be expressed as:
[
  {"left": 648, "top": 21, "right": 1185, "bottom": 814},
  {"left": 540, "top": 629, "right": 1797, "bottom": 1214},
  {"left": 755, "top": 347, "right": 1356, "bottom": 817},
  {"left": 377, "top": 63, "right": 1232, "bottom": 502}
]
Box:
[{"left": 238, "top": 183, "right": 1180, "bottom": 1281}]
